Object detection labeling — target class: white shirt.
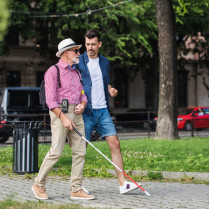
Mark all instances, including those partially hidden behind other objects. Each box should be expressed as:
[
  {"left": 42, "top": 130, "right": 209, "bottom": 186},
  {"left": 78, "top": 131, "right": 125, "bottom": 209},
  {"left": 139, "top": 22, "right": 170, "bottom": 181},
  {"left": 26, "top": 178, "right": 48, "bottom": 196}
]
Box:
[{"left": 87, "top": 57, "right": 107, "bottom": 109}]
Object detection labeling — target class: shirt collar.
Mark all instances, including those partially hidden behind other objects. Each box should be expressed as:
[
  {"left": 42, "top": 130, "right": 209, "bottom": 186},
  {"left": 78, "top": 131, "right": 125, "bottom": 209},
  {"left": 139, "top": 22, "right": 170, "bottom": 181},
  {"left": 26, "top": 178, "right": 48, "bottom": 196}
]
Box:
[{"left": 68, "top": 65, "right": 76, "bottom": 71}]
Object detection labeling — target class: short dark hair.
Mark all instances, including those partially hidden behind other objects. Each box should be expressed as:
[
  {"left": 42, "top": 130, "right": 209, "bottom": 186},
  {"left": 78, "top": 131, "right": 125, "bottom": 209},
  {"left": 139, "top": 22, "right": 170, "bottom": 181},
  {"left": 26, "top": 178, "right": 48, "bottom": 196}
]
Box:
[{"left": 84, "top": 29, "right": 101, "bottom": 42}]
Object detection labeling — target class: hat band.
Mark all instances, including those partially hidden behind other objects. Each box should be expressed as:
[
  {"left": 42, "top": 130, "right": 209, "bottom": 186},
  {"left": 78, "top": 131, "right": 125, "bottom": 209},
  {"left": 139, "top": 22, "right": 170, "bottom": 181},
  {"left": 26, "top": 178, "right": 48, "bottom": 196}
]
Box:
[{"left": 60, "top": 43, "right": 76, "bottom": 51}]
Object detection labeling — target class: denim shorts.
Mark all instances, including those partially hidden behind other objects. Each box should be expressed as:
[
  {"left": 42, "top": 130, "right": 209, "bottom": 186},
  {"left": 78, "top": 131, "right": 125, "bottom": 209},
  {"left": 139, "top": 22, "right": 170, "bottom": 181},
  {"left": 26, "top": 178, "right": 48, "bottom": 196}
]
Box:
[{"left": 82, "top": 108, "right": 117, "bottom": 141}]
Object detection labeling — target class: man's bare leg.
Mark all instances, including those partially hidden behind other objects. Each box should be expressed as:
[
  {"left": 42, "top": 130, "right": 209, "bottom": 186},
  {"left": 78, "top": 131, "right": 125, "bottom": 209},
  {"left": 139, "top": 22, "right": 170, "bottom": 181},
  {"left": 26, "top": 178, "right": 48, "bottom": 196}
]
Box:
[{"left": 105, "top": 135, "right": 125, "bottom": 186}]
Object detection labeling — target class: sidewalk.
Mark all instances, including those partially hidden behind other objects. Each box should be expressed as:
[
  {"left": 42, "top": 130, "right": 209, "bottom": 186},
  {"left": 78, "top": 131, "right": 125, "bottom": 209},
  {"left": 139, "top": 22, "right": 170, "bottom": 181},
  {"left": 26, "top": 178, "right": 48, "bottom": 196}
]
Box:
[{"left": 0, "top": 175, "right": 209, "bottom": 209}]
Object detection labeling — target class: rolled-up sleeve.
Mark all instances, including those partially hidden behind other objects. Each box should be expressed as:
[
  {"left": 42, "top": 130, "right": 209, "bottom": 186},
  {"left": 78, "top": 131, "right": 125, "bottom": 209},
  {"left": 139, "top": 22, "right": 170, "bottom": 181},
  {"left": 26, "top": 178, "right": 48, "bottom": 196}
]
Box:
[
  {"left": 80, "top": 93, "right": 87, "bottom": 104},
  {"left": 45, "top": 66, "right": 59, "bottom": 110},
  {"left": 78, "top": 70, "right": 87, "bottom": 104}
]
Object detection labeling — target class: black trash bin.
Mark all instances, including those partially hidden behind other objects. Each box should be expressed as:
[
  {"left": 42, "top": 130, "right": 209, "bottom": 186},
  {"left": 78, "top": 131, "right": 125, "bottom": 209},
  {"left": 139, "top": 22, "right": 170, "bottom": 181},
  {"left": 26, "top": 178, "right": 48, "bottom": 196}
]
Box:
[{"left": 13, "top": 121, "right": 40, "bottom": 174}]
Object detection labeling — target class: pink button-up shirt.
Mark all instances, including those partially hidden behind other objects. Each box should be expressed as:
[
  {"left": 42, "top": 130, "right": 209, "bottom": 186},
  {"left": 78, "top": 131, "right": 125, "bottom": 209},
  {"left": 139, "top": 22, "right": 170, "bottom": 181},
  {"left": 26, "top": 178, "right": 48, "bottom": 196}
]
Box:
[{"left": 45, "top": 59, "right": 87, "bottom": 110}]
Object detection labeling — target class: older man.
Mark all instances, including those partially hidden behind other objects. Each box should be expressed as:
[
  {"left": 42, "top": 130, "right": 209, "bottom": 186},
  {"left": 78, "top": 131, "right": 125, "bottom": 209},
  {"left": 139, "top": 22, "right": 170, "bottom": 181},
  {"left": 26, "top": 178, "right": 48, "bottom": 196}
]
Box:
[{"left": 32, "top": 38, "right": 95, "bottom": 200}]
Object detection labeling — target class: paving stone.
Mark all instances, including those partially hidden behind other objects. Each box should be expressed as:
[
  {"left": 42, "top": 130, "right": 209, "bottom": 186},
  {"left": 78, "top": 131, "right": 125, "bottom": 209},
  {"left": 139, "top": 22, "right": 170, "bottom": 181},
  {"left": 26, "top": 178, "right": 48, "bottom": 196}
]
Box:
[{"left": 0, "top": 175, "right": 209, "bottom": 208}]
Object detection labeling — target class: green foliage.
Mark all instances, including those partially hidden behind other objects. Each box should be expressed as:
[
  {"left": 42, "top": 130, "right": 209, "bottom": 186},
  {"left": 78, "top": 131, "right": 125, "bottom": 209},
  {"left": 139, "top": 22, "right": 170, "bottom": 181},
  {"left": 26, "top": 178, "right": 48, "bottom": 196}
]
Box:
[
  {"left": 0, "top": 198, "right": 93, "bottom": 209},
  {"left": 2, "top": 0, "right": 208, "bottom": 79},
  {"left": 174, "top": 0, "right": 209, "bottom": 39},
  {"left": 3, "top": 0, "right": 209, "bottom": 79},
  {"left": 4, "top": 0, "right": 157, "bottom": 67},
  {"left": 83, "top": 165, "right": 113, "bottom": 178},
  {"left": 0, "top": 0, "right": 10, "bottom": 41},
  {"left": 147, "top": 171, "right": 163, "bottom": 180},
  {"left": 3, "top": 1, "right": 209, "bottom": 58}
]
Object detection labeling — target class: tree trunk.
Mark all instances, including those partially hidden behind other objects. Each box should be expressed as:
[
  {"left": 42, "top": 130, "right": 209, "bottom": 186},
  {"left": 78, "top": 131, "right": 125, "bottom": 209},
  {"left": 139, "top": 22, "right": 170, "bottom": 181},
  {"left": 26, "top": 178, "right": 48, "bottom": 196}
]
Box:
[{"left": 155, "top": 0, "right": 178, "bottom": 139}]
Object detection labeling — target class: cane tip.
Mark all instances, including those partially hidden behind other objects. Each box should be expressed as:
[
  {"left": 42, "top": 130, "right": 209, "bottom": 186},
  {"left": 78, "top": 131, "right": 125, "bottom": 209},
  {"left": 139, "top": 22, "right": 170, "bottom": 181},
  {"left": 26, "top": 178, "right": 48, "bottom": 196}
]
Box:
[{"left": 145, "top": 191, "right": 151, "bottom": 197}]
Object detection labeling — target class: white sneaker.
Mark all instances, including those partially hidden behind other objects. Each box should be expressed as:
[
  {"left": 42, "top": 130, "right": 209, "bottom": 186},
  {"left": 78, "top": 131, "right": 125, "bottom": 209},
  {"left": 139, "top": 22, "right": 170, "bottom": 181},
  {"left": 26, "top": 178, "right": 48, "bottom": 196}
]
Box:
[
  {"left": 82, "top": 186, "right": 89, "bottom": 194},
  {"left": 119, "top": 181, "right": 142, "bottom": 194}
]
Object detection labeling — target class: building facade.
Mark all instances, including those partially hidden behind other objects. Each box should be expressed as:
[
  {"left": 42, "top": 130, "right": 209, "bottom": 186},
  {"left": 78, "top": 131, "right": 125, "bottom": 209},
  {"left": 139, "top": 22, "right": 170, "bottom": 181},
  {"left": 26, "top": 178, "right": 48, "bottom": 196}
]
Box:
[{"left": 1, "top": 33, "right": 209, "bottom": 111}]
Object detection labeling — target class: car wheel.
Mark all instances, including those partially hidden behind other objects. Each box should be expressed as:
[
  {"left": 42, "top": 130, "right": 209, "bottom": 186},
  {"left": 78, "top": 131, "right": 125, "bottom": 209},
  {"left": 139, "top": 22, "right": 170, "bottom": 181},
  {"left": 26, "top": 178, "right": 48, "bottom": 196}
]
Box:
[
  {"left": 184, "top": 121, "right": 193, "bottom": 131},
  {"left": 0, "top": 133, "right": 10, "bottom": 143}
]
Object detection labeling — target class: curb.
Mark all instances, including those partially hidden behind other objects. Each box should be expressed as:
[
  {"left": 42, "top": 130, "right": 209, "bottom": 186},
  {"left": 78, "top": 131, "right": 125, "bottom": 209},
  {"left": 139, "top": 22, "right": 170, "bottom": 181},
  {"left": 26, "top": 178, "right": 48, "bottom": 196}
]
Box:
[{"left": 105, "top": 169, "right": 209, "bottom": 181}]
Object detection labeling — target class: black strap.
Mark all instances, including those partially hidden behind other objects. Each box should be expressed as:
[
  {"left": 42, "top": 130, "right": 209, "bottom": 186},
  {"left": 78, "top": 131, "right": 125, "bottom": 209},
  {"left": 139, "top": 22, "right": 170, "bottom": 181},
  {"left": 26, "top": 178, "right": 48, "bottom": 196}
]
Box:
[
  {"left": 75, "top": 68, "right": 83, "bottom": 86},
  {"left": 54, "top": 64, "right": 61, "bottom": 88},
  {"left": 53, "top": 64, "right": 82, "bottom": 88}
]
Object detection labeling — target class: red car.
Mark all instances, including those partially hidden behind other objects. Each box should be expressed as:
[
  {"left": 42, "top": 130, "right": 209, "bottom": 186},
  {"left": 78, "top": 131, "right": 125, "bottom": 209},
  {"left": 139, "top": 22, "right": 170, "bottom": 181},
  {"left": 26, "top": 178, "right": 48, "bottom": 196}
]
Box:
[{"left": 178, "top": 107, "right": 209, "bottom": 131}]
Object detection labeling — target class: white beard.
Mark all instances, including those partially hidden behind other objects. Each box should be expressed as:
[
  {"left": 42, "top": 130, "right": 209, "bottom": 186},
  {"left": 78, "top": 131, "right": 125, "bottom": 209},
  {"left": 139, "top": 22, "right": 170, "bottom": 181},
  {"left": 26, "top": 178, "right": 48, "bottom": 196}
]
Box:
[{"left": 72, "top": 57, "right": 79, "bottom": 64}]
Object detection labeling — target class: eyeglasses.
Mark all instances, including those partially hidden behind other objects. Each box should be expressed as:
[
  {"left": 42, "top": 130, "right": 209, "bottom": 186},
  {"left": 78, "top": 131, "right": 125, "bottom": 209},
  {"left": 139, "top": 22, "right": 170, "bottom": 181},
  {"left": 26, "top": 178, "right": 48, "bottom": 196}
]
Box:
[{"left": 67, "top": 49, "right": 80, "bottom": 54}]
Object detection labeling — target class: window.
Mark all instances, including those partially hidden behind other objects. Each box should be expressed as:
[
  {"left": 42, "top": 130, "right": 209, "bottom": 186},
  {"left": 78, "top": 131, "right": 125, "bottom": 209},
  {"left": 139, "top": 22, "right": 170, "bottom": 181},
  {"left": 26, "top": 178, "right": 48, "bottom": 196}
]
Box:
[
  {"left": 7, "top": 71, "right": 21, "bottom": 87},
  {"left": 114, "top": 68, "right": 128, "bottom": 108},
  {"left": 145, "top": 69, "right": 156, "bottom": 109},
  {"left": 6, "top": 27, "right": 19, "bottom": 46},
  {"left": 31, "top": 91, "right": 41, "bottom": 108},
  {"left": 36, "top": 71, "right": 45, "bottom": 87},
  {"left": 8, "top": 91, "right": 29, "bottom": 108},
  {"left": 202, "top": 108, "right": 209, "bottom": 115},
  {"left": 178, "top": 71, "right": 187, "bottom": 108}
]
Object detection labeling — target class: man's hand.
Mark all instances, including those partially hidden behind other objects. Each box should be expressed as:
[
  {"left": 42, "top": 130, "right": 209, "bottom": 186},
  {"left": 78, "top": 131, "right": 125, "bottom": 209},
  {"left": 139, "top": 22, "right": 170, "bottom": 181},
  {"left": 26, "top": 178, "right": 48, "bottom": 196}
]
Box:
[
  {"left": 109, "top": 87, "right": 118, "bottom": 97},
  {"left": 52, "top": 107, "right": 75, "bottom": 131},
  {"left": 75, "top": 104, "right": 85, "bottom": 114},
  {"left": 62, "top": 116, "right": 75, "bottom": 131}
]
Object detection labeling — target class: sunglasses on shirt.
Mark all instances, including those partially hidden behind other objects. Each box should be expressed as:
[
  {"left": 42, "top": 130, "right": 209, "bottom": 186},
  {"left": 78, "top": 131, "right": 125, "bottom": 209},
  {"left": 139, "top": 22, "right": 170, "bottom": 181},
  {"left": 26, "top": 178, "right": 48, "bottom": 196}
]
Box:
[{"left": 67, "top": 49, "right": 80, "bottom": 54}]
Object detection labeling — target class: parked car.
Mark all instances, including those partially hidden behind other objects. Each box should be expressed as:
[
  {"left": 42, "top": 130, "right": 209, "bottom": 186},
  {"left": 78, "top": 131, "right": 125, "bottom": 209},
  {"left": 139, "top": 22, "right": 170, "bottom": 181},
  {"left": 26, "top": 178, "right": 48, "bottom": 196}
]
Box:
[
  {"left": 177, "top": 107, "right": 209, "bottom": 131},
  {"left": 153, "top": 107, "right": 209, "bottom": 131},
  {"left": 0, "top": 87, "right": 49, "bottom": 143}
]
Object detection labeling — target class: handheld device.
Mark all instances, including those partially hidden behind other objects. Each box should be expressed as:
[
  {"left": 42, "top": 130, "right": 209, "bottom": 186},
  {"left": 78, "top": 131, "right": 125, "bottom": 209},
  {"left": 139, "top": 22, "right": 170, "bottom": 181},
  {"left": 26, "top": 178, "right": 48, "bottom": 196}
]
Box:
[{"left": 62, "top": 99, "right": 69, "bottom": 113}]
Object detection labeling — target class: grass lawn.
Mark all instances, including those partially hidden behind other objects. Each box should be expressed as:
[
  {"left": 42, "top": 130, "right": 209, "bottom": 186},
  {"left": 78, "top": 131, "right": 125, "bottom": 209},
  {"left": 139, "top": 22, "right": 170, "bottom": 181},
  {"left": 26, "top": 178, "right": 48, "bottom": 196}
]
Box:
[
  {"left": 0, "top": 137, "right": 209, "bottom": 176},
  {"left": 0, "top": 199, "right": 95, "bottom": 209}
]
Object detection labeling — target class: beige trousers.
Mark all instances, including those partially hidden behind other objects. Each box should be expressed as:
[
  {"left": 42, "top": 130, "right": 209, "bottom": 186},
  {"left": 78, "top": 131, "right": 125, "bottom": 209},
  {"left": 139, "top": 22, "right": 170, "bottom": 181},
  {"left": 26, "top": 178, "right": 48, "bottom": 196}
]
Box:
[{"left": 35, "top": 104, "right": 86, "bottom": 192}]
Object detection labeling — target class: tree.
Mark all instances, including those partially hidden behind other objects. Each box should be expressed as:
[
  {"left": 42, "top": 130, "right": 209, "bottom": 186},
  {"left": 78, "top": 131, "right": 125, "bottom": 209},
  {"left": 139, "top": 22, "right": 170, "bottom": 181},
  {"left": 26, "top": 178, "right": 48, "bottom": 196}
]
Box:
[
  {"left": 0, "top": 0, "right": 10, "bottom": 41},
  {"left": 154, "top": 0, "right": 178, "bottom": 139}
]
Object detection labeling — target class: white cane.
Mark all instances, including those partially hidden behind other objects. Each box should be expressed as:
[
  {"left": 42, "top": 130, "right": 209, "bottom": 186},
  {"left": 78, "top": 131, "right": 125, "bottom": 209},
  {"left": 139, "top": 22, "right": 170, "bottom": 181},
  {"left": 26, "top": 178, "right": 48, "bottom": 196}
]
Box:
[{"left": 73, "top": 127, "right": 151, "bottom": 197}]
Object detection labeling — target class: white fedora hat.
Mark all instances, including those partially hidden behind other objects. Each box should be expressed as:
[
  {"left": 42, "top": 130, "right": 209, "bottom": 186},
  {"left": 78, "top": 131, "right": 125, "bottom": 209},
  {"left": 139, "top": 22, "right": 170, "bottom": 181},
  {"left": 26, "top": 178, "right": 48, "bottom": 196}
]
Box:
[{"left": 56, "top": 38, "right": 82, "bottom": 57}]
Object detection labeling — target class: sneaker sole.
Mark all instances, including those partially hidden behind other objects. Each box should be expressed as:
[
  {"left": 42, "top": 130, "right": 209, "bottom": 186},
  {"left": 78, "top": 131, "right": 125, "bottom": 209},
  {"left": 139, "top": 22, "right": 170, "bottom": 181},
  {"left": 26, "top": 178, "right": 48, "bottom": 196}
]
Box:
[
  {"left": 120, "top": 184, "right": 142, "bottom": 195},
  {"left": 70, "top": 196, "right": 95, "bottom": 200},
  {"left": 31, "top": 186, "right": 48, "bottom": 200}
]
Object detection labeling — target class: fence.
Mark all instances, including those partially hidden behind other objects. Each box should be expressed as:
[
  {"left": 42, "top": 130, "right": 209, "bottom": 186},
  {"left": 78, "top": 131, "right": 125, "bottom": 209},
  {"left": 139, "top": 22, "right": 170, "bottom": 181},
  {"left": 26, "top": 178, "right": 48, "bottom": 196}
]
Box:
[
  {"left": 1, "top": 112, "right": 209, "bottom": 143},
  {"left": 0, "top": 114, "right": 50, "bottom": 143}
]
